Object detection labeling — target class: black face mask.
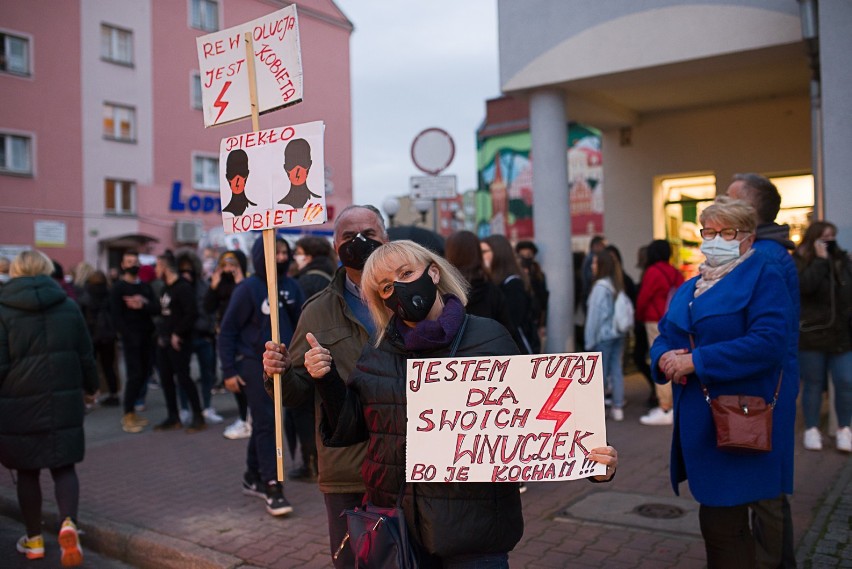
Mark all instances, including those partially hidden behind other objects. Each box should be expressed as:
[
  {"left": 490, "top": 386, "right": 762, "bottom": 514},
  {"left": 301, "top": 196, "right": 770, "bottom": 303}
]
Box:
[
  {"left": 383, "top": 266, "right": 438, "bottom": 322},
  {"left": 520, "top": 257, "right": 534, "bottom": 269},
  {"left": 124, "top": 265, "right": 140, "bottom": 277},
  {"left": 825, "top": 240, "right": 838, "bottom": 255},
  {"left": 220, "top": 272, "right": 235, "bottom": 285},
  {"left": 338, "top": 233, "right": 382, "bottom": 270},
  {"left": 276, "top": 261, "right": 290, "bottom": 277}
]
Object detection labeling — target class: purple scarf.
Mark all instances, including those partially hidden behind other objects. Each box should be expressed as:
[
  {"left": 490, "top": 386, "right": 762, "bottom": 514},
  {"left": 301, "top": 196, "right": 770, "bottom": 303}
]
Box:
[{"left": 395, "top": 295, "right": 465, "bottom": 352}]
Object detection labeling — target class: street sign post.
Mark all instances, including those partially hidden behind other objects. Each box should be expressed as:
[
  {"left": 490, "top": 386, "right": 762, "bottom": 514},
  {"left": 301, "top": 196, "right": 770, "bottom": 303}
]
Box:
[{"left": 409, "top": 174, "right": 457, "bottom": 200}]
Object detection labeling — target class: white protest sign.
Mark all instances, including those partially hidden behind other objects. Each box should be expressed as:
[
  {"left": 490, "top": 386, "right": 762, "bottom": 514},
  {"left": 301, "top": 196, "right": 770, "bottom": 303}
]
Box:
[
  {"left": 406, "top": 352, "right": 607, "bottom": 483},
  {"left": 219, "top": 120, "right": 326, "bottom": 234},
  {"left": 196, "top": 5, "right": 303, "bottom": 127}
]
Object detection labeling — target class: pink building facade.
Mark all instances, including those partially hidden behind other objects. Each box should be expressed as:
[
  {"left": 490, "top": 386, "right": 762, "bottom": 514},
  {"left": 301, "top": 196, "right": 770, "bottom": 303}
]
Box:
[{"left": 0, "top": 0, "right": 352, "bottom": 270}]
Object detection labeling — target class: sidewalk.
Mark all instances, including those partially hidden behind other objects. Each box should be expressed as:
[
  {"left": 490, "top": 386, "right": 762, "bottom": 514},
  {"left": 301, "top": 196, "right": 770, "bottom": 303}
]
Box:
[{"left": 0, "top": 373, "right": 848, "bottom": 568}]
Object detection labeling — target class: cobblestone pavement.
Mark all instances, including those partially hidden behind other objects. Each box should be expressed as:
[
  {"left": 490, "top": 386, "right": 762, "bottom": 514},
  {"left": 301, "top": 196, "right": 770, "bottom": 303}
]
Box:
[{"left": 0, "top": 373, "right": 848, "bottom": 568}]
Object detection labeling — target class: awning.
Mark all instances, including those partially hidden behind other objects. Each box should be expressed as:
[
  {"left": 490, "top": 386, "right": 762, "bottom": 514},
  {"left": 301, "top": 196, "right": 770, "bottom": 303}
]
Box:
[{"left": 98, "top": 233, "right": 160, "bottom": 248}]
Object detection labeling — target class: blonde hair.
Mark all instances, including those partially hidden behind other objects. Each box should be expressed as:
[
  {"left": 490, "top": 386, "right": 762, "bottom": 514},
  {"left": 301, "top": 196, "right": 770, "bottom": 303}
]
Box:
[
  {"left": 700, "top": 195, "right": 757, "bottom": 233},
  {"left": 73, "top": 261, "right": 96, "bottom": 289},
  {"left": 361, "top": 240, "right": 469, "bottom": 346},
  {"left": 10, "top": 250, "right": 54, "bottom": 278}
]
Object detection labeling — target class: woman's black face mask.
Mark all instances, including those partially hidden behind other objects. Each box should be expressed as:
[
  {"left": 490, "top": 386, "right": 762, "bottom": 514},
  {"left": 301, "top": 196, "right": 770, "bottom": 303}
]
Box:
[
  {"left": 383, "top": 266, "right": 437, "bottom": 323},
  {"left": 338, "top": 233, "right": 383, "bottom": 270}
]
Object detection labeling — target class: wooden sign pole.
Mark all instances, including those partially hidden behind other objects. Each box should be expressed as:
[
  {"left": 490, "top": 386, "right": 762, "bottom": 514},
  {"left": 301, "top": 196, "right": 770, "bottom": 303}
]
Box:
[{"left": 244, "top": 31, "right": 286, "bottom": 482}]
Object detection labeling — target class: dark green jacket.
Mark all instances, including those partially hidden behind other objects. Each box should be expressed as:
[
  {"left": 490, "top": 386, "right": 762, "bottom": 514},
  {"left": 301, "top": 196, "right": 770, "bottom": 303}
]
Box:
[
  {"left": 0, "top": 275, "right": 98, "bottom": 470},
  {"left": 280, "top": 267, "right": 369, "bottom": 494}
]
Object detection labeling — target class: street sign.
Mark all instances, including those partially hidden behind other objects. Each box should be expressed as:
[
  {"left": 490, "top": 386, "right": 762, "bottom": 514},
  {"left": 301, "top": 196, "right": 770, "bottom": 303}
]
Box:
[
  {"left": 411, "top": 128, "right": 455, "bottom": 175},
  {"left": 410, "top": 175, "right": 457, "bottom": 200}
]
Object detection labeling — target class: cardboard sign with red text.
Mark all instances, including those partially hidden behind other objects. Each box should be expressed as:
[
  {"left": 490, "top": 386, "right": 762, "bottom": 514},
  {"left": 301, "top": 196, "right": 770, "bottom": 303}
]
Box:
[
  {"left": 219, "top": 121, "right": 326, "bottom": 233},
  {"left": 196, "top": 5, "right": 303, "bottom": 127},
  {"left": 406, "top": 352, "right": 607, "bottom": 483}
]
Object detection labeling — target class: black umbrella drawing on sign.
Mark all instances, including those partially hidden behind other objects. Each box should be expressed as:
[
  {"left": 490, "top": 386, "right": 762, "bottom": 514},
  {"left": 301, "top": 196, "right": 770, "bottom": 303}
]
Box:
[{"left": 387, "top": 225, "right": 445, "bottom": 256}]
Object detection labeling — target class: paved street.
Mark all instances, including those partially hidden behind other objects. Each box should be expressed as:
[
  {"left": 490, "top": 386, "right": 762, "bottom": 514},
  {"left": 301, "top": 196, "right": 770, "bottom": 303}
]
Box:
[{"left": 0, "top": 373, "right": 848, "bottom": 568}]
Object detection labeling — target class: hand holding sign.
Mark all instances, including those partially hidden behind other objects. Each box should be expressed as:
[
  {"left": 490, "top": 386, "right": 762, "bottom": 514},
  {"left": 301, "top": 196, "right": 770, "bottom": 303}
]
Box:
[
  {"left": 588, "top": 446, "right": 618, "bottom": 482},
  {"left": 305, "top": 332, "right": 332, "bottom": 379},
  {"left": 262, "top": 340, "right": 292, "bottom": 377}
]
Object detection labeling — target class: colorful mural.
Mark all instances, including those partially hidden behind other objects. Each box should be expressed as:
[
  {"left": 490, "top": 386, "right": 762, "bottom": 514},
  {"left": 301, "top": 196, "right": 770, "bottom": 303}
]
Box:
[{"left": 475, "top": 124, "right": 604, "bottom": 241}]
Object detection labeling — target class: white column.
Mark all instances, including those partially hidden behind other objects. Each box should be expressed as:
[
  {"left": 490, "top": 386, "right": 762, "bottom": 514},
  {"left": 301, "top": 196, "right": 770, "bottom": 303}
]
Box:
[{"left": 530, "top": 89, "right": 573, "bottom": 352}]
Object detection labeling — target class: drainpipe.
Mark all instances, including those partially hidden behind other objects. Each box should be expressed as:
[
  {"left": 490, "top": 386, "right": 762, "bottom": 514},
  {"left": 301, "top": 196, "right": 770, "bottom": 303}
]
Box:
[{"left": 798, "top": 0, "right": 823, "bottom": 219}]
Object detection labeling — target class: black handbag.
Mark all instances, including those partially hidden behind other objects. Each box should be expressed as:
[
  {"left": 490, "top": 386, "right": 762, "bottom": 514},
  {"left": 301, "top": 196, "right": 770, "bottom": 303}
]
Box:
[{"left": 335, "top": 487, "right": 419, "bottom": 569}]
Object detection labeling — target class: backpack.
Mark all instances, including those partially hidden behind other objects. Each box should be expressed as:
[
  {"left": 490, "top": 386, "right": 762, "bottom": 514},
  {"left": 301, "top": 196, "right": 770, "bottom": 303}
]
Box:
[{"left": 613, "top": 290, "right": 634, "bottom": 334}]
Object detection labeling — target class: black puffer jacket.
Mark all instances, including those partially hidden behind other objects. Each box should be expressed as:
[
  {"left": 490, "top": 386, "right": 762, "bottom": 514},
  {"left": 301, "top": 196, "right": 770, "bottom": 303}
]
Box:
[
  {"left": 318, "top": 315, "right": 523, "bottom": 558},
  {"left": 0, "top": 275, "right": 98, "bottom": 470}
]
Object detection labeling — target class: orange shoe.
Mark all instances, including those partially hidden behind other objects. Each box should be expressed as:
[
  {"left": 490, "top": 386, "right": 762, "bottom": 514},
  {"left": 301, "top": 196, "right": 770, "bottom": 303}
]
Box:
[
  {"left": 16, "top": 534, "right": 45, "bottom": 560},
  {"left": 58, "top": 517, "right": 83, "bottom": 567}
]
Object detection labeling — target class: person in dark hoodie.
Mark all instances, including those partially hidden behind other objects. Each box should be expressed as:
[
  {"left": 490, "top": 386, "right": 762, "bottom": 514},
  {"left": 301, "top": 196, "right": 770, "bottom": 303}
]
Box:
[
  {"left": 0, "top": 250, "right": 98, "bottom": 566},
  {"left": 218, "top": 235, "right": 303, "bottom": 516},
  {"left": 204, "top": 249, "right": 252, "bottom": 440},
  {"left": 152, "top": 251, "right": 204, "bottom": 433},
  {"left": 78, "top": 270, "right": 120, "bottom": 406}
]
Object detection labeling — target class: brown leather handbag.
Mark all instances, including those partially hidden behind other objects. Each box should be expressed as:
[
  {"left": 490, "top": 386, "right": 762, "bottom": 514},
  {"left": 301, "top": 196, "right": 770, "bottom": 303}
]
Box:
[{"left": 690, "top": 336, "right": 782, "bottom": 454}]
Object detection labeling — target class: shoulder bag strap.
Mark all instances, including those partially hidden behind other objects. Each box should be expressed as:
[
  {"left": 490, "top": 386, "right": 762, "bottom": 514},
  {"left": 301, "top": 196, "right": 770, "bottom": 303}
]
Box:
[
  {"left": 689, "top": 334, "right": 783, "bottom": 407},
  {"left": 449, "top": 314, "right": 469, "bottom": 357}
]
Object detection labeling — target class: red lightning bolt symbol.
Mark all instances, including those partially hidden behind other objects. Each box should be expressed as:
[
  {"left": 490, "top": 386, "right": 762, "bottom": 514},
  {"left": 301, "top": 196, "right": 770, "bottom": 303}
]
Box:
[
  {"left": 536, "top": 377, "right": 573, "bottom": 433},
  {"left": 213, "top": 81, "right": 232, "bottom": 124}
]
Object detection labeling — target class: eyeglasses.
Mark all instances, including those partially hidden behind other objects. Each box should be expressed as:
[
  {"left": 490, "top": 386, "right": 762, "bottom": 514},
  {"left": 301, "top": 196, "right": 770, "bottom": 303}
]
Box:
[{"left": 699, "top": 228, "right": 751, "bottom": 241}]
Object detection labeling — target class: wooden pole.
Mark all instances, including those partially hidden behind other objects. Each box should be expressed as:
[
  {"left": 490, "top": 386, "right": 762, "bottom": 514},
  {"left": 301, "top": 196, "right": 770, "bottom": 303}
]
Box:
[{"left": 245, "top": 31, "right": 286, "bottom": 482}]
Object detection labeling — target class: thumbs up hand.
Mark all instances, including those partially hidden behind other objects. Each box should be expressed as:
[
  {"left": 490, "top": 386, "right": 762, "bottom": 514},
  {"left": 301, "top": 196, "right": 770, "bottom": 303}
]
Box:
[{"left": 305, "top": 332, "right": 333, "bottom": 379}]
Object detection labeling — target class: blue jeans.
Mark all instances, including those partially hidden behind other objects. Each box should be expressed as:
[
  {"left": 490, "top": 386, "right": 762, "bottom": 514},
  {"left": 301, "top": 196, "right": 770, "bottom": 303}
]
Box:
[
  {"left": 799, "top": 350, "right": 852, "bottom": 428},
  {"left": 443, "top": 553, "right": 509, "bottom": 569},
  {"left": 599, "top": 336, "right": 626, "bottom": 408}
]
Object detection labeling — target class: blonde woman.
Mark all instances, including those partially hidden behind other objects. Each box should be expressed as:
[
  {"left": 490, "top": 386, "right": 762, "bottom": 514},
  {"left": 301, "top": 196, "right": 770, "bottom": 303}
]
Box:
[
  {"left": 267, "top": 240, "right": 618, "bottom": 567},
  {"left": 0, "top": 250, "right": 98, "bottom": 566}
]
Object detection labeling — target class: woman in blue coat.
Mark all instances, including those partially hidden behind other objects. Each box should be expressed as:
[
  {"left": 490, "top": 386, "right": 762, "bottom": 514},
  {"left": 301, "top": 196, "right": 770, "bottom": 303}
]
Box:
[{"left": 650, "top": 197, "right": 795, "bottom": 569}]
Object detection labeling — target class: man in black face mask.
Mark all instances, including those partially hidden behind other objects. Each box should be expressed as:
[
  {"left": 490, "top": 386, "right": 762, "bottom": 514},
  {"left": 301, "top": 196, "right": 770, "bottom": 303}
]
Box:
[
  {"left": 110, "top": 249, "right": 158, "bottom": 434},
  {"left": 261, "top": 205, "right": 388, "bottom": 569}
]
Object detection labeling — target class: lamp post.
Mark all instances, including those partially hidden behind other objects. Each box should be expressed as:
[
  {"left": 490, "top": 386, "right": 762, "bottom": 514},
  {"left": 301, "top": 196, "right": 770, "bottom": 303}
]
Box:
[
  {"left": 414, "top": 198, "right": 432, "bottom": 227},
  {"left": 382, "top": 197, "right": 401, "bottom": 228}
]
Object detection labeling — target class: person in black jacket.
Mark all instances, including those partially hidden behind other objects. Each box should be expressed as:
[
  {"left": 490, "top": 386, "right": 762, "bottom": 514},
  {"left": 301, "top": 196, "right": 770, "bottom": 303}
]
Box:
[
  {"left": 78, "top": 270, "right": 120, "bottom": 406},
  {"left": 293, "top": 236, "right": 336, "bottom": 300},
  {"left": 153, "top": 252, "right": 204, "bottom": 433},
  {"left": 110, "top": 249, "right": 158, "bottom": 434},
  {"left": 0, "top": 250, "right": 98, "bottom": 566},
  {"left": 271, "top": 240, "right": 618, "bottom": 567}
]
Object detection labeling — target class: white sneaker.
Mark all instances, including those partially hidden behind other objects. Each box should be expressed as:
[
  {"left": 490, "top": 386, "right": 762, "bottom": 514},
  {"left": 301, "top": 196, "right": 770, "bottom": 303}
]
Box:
[
  {"left": 203, "top": 407, "right": 224, "bottom": 424},
  {"left": 610, "top": 407, "right": 624, "bottom": 422},
  {"left": 179, "top": 409, "right": 192, "bottom": 425},
  {"left": 640, "top": 407, "right": 673, "bottom": 426},
  {"left": 223, "top": 419, "right": 252, "bottom": 440},
  {"left": 836, "top": 426, "right": 851, "bottom": 453},
  {"left": 803, "top": 427, "right": 822, "bottom": 451}
]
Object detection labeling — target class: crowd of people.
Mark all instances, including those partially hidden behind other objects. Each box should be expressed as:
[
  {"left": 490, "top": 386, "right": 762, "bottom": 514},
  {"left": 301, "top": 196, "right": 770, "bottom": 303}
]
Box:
[{"left": 0, "top": 173, "right": 849, "bottom": 567}]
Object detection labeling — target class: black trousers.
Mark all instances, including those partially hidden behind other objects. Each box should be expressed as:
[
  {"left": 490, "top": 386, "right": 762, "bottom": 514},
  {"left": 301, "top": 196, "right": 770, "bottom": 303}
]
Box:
[
  {"left": 121, "top": 333, "right": 155, "bottom": 414},
  {"left": 157, "top": 340, "right": 202, "bottom": 419},
  {"left": 699, "top": 494, "right": 792, "bottom": 569},
  {"left": 325, "top": 491, "right": 365, "bottom": 569}
]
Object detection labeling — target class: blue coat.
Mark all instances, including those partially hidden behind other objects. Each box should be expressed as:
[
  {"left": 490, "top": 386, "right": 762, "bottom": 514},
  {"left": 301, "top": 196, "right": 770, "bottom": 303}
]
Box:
[{"left": 650, "top": 252, "right": 795, "bottom": 507}]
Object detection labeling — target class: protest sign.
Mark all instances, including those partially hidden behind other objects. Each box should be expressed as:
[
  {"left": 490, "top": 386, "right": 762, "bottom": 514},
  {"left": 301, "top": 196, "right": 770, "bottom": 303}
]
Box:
[
  {"left": 196, "top": 5, "right": 303, "bottom": 127},
  {"left": 406, "top": 352, "right": 607, "bottom": 483},
  {"left": 219, "top": 120, "right": 326, "bottom": 234}
]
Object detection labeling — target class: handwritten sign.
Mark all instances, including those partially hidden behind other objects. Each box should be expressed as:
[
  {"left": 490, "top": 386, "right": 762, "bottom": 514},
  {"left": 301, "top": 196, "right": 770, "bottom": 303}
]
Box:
[
  {"left": 196, "top": 5, "right": 303, "bottom": 127},
  {"left": 219, "top": 120, "right": 326, "bottom": 233},
  {"left": 406, "top": 352, "right": 607, "bottom": 483}
]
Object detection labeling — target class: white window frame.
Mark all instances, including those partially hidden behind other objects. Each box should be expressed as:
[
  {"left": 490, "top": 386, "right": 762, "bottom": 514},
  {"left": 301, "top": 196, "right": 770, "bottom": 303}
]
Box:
[
  {"left": 104, "top": 178, "right": 137, "bottom": 216},
  {"left": 193, "top": 153, "right": 219, "bottom": 191},
  {"left": 190, "top": 0, "right": 219, "bottom": 32},
  {"left": 0, "top": 131, "right": 34, "bottom": 176},
  {"left": 191, "top": 71, "right": 203, "bottom": 110},
  {"left": 100, "top": 23, "right": 133, "bottom": 66},
  {"left": 1, "top": 30, "right": 31, "bottom": 77},
  {"left": 103, "top": 103, "right": 137, "bottom": 142}
]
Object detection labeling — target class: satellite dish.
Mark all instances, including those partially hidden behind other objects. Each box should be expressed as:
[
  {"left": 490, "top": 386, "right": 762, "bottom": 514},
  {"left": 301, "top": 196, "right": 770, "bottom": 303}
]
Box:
[{"left": 411, "top": 128, "right": 455, "bottom": 176}]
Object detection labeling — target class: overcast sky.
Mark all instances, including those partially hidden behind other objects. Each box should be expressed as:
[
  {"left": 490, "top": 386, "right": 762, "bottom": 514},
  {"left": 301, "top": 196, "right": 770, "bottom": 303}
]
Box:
[{"left": 332, "top": 0, "right": 501, "bottom": 215}]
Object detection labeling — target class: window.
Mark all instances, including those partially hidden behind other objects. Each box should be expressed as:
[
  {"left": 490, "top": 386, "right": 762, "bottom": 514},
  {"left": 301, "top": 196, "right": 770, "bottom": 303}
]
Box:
[
  {"left": 0, "top": 133, "right": 33, "bottom": 175},
  {"left": 191, "top": 72, "right": 203, "bottom": 110},
  {"left": 193, "top": 155, "right": 218, "bottom": 190},
  {"left": 191, "top": 0, "right": 219, "bottom": 32},
  {"left": 101, "top": 24, "right": 133, "bottom": 65},
  {"left": 1, "top": 32, "right": 30, "bottom": 76},
  {"left": 105, "top": 179, "right": 136, "bottom": 215},
  {"left": 103, "top": 103, "right": 136, "bottom": 142}
]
